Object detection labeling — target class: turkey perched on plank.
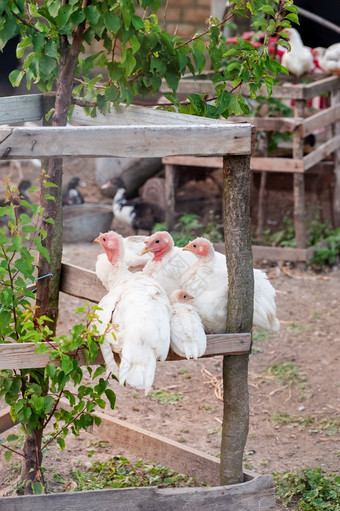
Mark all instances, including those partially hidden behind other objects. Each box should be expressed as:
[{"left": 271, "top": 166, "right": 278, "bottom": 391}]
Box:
[
  {"left": 94, "top": 231, "right": 171, "bottom": 394},
  {"left": 169, "top": 290, "right": 206, "bottom": 360},
  {"left": 181, "top": 237, "right": 280, "bottom": 334}
]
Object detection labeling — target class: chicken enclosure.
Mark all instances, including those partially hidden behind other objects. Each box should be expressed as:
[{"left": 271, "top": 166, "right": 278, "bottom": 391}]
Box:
[{"left": 0, "top": 93, "right": 276, "bottom": 509}]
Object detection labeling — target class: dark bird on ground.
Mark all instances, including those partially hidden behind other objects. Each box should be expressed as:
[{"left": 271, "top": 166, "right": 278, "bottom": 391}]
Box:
[
  {"left": 62, "top": 177, "right": 85, "bottom": 206},
  {"left": 112, "top": 177, "right": 165, "bottom": 232},
  {"left": 0, "top": 180, "right": 32, "bottom": 228}
]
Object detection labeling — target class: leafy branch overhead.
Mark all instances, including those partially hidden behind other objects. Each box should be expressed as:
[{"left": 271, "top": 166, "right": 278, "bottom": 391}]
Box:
[{"left": 1, "top": 0, "right": 297, "bottom": 119}]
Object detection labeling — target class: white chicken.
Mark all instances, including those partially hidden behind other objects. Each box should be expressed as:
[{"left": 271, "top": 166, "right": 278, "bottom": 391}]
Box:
[
  {"left": 319, "top": 43, "right": 340, "bottom": 75},
  {"left": 169, "top": 290, "right": 207, "bottom": 360},
  {"left": 94, "top": 231, "right": 171, "bottom": 394},
  {"left": 181, "top": 237, "right": 280, "bottom": 334},
  {"left": 281, "top": 28, "right": 313, "bottom": 77},
  {"left": 96, "top": 234, "right": 152, "bottom": 290},
  {"left": 141, "top": 231, "right": 198, "bottom": 296}
]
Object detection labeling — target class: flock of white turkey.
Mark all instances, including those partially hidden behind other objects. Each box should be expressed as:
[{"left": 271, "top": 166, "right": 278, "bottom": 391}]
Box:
[{"left": 93, "top": 230, "right": 280, "bottom": 395}]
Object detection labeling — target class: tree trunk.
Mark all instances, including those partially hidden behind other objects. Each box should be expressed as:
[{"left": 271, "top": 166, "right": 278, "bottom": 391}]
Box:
[
  {"left": 20, "top": 428, "right": 43, "bottom": 493},
  {"left": 23, "top": 22, "right": 87, "bottom": 494},
  {"left": 220, "top": 154, "right": 254, "bottom": 486}
]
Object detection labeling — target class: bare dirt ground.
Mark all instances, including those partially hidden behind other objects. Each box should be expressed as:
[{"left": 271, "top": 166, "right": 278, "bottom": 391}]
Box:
[
  {"left": 1, "top": 240, "right": 339, "bottom": 504},
  {"left": 0, "top": 163, "right": 339, "bottom": 507}
]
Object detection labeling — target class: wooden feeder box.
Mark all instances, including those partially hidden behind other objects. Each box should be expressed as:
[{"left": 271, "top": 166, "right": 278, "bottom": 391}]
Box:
[{"left": 0, "top": 93, "right": 275, "bottom": 510}]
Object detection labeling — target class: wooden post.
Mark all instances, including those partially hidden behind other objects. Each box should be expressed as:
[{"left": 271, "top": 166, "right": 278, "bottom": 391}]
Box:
[
  {"left": 293, "top": 100, "right": 307, "bottom": 254},
  {"left": 220, "top": 153, "right": 254, "bottom": 485},
  {"left": 164, "top": 163, "right": 176, "bottom": 229},
  {"left": 331, "top": 89, "right": 340, "bottom": 227},
  {"left": 257, "top": 133, "right": 268, "bottom": 245}
]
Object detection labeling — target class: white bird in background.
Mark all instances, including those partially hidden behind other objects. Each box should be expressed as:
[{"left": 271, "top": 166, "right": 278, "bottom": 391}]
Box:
[
  {"left": 141, "top": 231, "right": 198, "bottom": 296},
  {"left": 181, "top": 237, "right": 280, "bottom": 334},
  {"left": 281, "top": 28, "right": 314, "bottom": 77},
  {"left": 94, "top": 231, "right": 171, "bottom": 395},
  {"left": 169, "top": 290, "right": 207, "bottom": 360},
  {"left": 95, "top": 235, "right": 152, "bottom": 290},
  {"left": 319, "top": 43, "right": 340, "bottom": 75}
]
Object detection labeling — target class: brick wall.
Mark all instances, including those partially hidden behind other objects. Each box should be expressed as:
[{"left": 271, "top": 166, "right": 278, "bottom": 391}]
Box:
[{"left": 159, "top": 0, "right": 212, "bottom": 38}]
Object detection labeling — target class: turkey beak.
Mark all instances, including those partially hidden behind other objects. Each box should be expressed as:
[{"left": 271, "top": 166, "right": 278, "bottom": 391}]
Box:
[
  {"left": 182, "top": 243, "right": 192, "bottom": 252},
  {"left": 186, "top": 293, "right": 194, "bottom": 300},
  {"left": 93, "top": 236, "right": 101, "bottom": 244},
  {"left": 141, "top": 244, "right": 152, "bottom": 255}
]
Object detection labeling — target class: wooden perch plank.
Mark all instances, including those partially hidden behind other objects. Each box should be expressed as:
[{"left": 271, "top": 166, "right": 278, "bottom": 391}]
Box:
[
  {"left": 250, "top": 157, "right": 305, "bottom": 173},
  {"left": 0, "top": 332, "right": 251, "bottom": 370},
  {"left": 303, "top": 134, "right": 340, "bottom": 170},
  {"left": 302, "top": 104, "right": 340, "bottom": 136},
  {"left": 0, "top": 123, "right": 251, "bottom": 160},
  {"left": 60, "top": 263, "right": 106, "bottom": 303},
  {"left": 0, "top": 94, "right": 44, "bottom": 125}
]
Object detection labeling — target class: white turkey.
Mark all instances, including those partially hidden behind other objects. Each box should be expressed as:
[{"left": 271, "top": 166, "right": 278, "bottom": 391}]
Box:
[
  {"left": 181, "top": 237, "right": 280, "bottom": 334},
  {"left": 281, "top": 28, "right": 313, "bottom": 77},
  {"left": 319, "top": 43, "right": 340, "bottom": 75},
  {"left": 94, "top": 231, "right": 171, "bottom": 394},
  {"left": 141, "top": 231, "right": 198, "bottom": 296},
  {"left": 95, "top": 234, "right": 153, "bottom": 289},
  {"left": 169, "top": 290, "right": 206, "bottom": 360}
]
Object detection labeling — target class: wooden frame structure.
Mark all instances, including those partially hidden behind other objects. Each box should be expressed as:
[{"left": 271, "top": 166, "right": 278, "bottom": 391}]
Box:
[
  {"left": 0, "top": 93, "right": 275, "bottom": 509},
  {"left": 161, "top": 74, "right": 340, "bottom": 262}
]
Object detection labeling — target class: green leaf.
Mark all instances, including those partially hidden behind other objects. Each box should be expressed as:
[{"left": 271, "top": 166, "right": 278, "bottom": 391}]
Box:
[
  {"left": 6, "top": 434, "right": 19, "bottom": 442},
  {"left": 84, "top": 5, "right": 101, "bottom": 26},
  {"left": 4, "top": 451, "right": 12, "bottom": 462},
  {"left": 9, "top": 69, "right": 25, "bottom": 88},
  {"left": 33, "top": 237, "right": 50, "bottom": 263},
  {"left": 132, "top": 15, "right": 144, "bottom": 30},
  {"left": 286, "top": 13, "right": 299, "bottom": 25},
  {"left": 103, "top": 12, "right": 121, "bottom": 33},
  {"left": 32, "top": 481, "right": 45, "bottom": 495},
  {"left": 105, "top": 388, "right": 116, "bottom": 409}
]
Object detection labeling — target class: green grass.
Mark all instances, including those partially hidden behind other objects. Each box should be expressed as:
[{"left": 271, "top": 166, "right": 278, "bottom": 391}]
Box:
[
  {"left": 273, "top": 468, "right": 340, "bottom": 510},
  {"left": 266, "top": 361, "right": 306, "bottom": 387},
  {"left": 271, "top": 412, "right": 340, "bottom": 436},
  {"left": 149, "top": 389, "right": 183, "bottom": 405}
]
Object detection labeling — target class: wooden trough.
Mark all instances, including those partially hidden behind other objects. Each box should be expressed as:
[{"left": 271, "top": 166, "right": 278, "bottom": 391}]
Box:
[
  {"left": 161, "top": 74, "right": 340, "bottom": 262},
  {"left": 0, "top": 93, "right": 275, "bottom": 509}
]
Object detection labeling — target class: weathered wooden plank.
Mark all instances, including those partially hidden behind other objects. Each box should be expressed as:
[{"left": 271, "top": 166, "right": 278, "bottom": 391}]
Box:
[
  {"left": 303, "top": 134, "right": 340, "bottom": 170},
  {"left": 237, "top": 116, "right": 301, "bottom": 132},
  {"left": 0, "top": 475, "right": 275, "bottom": 511},
  {"left": 0, "top": 406, "right": 15, "bottom": 434},
  {"left": 162, "top": 155, "right": 306, "bottom": 173},
  {"left": 0, "top": 124, "right": 252, "bottom": 159},
  {"left": 250, "top": 156, "right": 305, "bottom": 173},
  {"left": 162, "top": 75, "right": 340, "bottom": 100},
  {"left": 302, "top": 104, "right": 340, "bottom": 136},
  {"left": 0, "top": 331, "right": 251, "bottom": 370},
  {"left": 71, "top": 103, "right": 239, "bottom": 127},
  {"left": 251, "top": 245, "right": 309, "bottom": 262},
  {"left": 60, "top": 263, "right": 106, "bottom": 303},
  {"left": 162, "top": 155, "right": 222, "bottom": 167},
  {"left": 0, "top": 94, "right": 44, "bottom": 124}
]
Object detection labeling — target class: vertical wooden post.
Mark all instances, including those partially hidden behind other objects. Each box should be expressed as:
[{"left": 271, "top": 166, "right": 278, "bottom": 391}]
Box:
[
  {"left": 293, "top": 100, "right": 307, "bottom": 253},
  {"left": 165, "top": 163, "right": 176, "bottom": 229},
  {"left": 331, "top": 89, "right": 340, "bottom": 227},
  {"left": 257, "top": 133, "right": 268, "bottom": 245},
  {"left": 220, "top": 152, "right": 254, "bottom": 486}
]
